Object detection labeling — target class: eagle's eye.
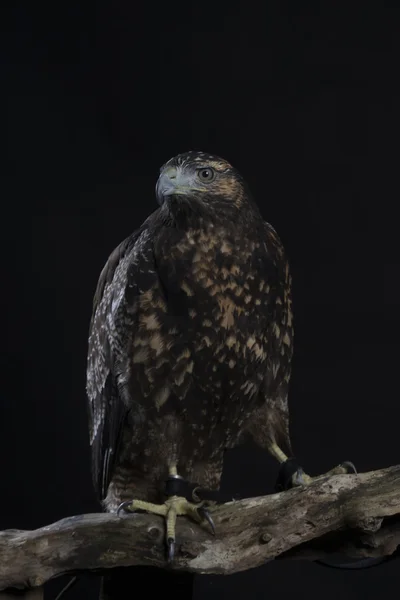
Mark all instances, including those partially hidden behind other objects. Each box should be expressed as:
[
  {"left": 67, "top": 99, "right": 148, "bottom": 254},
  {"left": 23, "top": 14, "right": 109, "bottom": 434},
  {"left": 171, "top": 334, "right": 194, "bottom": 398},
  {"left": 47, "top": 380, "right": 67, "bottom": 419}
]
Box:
[{"left": 197, "top": 167, "right": 215, "bottom": 183}]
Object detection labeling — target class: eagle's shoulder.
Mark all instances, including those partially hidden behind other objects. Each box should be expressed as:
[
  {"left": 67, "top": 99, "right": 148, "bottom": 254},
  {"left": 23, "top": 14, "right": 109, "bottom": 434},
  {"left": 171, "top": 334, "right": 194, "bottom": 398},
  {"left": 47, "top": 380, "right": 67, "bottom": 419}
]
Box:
[
  {"left": 91, "top": 211, "right": 160, "bottom": 320},
  {"left": 87, "top": 211, "right": 161, "bottom": 408}
]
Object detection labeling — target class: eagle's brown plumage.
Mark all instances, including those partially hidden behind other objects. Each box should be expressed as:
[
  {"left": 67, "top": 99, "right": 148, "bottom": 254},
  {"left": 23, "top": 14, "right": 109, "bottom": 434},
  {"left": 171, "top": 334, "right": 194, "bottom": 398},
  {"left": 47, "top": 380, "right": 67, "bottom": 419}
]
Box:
[{"left": 86, "top": 151, "right": 294, "bottom": 522}]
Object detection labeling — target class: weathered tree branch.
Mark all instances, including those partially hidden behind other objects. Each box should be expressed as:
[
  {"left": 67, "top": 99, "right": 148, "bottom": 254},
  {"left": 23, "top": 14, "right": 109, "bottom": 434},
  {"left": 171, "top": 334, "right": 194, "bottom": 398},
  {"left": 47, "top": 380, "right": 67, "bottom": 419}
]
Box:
[{"left": 1, "top": 466, "right": 399, "bottom": 591}]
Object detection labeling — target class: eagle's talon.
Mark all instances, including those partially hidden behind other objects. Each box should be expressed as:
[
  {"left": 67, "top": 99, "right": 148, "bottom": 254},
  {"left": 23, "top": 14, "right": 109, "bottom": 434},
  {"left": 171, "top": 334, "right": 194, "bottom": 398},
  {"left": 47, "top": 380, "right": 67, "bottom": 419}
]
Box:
[
  {"left": 323, "top": 461, "right": 358, "bottom": 477},
  {"left": 340, "top": 461, "right": 357, "bottom": 474},
  {"left": 117, "top": 500, "right": 135, "bottom": 515},
  {"left": 167, "top": 538, "right": 175, "bottom": 562},
  {"left": 197, "top": 506, "right": 216, "bottom": 535}
]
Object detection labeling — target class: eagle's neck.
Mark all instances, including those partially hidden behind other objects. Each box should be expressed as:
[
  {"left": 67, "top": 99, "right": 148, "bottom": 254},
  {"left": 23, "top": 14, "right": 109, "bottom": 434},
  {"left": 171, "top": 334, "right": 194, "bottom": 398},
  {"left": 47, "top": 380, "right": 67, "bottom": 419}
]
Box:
[{"left": 158, "top": 195, "right": 250, "bottom": 230}]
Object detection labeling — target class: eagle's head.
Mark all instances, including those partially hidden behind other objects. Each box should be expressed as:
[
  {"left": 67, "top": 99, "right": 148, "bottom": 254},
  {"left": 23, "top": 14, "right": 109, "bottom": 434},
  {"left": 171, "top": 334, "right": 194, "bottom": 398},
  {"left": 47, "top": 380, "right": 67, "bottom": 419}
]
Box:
[{"left": 156, "top": 151, "right": 257, "bottom": 224}]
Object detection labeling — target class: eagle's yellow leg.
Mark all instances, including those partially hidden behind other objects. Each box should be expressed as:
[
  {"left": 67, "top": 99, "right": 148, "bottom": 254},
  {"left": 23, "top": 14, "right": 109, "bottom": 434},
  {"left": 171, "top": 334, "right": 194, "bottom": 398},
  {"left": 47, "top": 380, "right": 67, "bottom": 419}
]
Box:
[
  {"left": 268, "top": 442, "right": 356, "bottom": 488},
  {"left": 118, "top": 467, "right": 215, "bottom": 561},
  {"left": 268, "top": 442, "right": 291, "bottom": 464}
]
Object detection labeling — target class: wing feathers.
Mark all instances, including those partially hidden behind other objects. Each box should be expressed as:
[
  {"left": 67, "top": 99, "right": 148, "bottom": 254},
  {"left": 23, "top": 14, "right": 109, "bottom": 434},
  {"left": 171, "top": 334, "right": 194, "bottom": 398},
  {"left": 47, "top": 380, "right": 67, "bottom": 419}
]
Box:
[{"left": 86, "top": 229, "right": 146, "bottom": 500}]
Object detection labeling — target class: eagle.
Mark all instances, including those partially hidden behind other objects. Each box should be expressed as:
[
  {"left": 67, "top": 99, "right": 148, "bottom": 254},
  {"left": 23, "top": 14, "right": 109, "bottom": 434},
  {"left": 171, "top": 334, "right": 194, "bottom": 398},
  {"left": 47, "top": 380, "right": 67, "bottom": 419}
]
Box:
[{"left": 86, "top": 151, "right": 353, "bottom": 561}]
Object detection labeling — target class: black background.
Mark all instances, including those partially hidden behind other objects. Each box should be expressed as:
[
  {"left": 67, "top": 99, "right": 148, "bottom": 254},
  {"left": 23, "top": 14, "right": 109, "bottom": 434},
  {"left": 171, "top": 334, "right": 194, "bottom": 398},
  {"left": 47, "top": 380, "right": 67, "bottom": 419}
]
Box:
[{"left": 2, "top": 3, "right": 399, "bottom": 599}]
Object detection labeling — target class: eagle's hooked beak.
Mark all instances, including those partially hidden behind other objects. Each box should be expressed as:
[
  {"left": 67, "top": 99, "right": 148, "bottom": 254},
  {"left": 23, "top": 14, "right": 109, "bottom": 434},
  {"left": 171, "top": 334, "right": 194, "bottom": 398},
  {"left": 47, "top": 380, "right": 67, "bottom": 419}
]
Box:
[{"left": 156, "top": 167, "right": 193, "bottom": 205}]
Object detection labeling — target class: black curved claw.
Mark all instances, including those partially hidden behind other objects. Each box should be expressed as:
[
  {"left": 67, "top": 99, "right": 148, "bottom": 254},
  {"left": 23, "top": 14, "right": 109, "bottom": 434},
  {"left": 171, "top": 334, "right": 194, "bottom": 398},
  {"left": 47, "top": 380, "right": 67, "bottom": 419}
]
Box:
[
  {"left": 117, "top": 500, "right": 135, "bottom": 516},
  {"left": 198, "top": 506, "right": 216, "bottom": 535},
  {"left": 167, "top": 537, "right": 175, "bottom": 562},
  {"left": 340, "top": 461, "right": 357, "bottom": 474}
]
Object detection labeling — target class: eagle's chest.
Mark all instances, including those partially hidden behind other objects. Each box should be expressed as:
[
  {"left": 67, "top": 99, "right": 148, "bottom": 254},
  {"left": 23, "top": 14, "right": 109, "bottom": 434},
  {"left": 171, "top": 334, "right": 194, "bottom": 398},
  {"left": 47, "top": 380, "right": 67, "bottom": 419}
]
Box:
[
  {"left": 129, "top": 226, "right": 270, "bottom": 418},
  {"left": 156, "top": 227, "right": 268, "bottom": 365}
]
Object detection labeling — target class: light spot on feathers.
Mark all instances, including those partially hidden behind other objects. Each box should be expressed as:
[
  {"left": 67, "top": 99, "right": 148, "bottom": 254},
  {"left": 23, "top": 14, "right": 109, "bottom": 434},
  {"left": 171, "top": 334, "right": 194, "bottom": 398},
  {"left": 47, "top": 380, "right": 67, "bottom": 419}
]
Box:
[
  {"left": 175, "top": 369, "right": 188, "bottom": 386},
  {"left": 283, "top": 332, "right": 291, "bottom": 345},
  {"left": 201, "top": 277, "right": 214, "bottom": 289},
  {"left": 226, "top": 335, "right": 236, "bottom": 349},
  {"left": 235, "top": 287, "right": 243, "bottom": 297},
  {"left": 154, "top": 386, "right": 170, "bottom": 410},
  {"left": 133, "top": 348, "right": 149, "bottom": 363},
  {"left": 221, "top": 310, "right": 235, "bottom": 329},
  {"left": 247, "top": 336, "right": 256, "bottom": 350},
  {"left": 251, "top": 343, "right": 266, "bottom": 360},
  {"left": 209, "top": 285, "right": 218, "bottom": 297},
  {"left": 192, "top": 251, "right": 202, "bottom": 263},
  {"left": 221, "top": 241, "right": 231, "bottom": 254},
  {"left": 220, "top": 267, "right": 230, "bottom": 281},
  {"left": 177, "top": 348, "right": 191, "bottom": 360},
  {"left": 154, "top": 297, "right": 167, "bottom": 312},
  {"left": 141, "top": 313, "right": 160, "bottom": 330},
  {"left": 229, "top": 359, "right": 236, "bottom": 368},
  {"left": 140, "top": 288, "right": 154, "bottom": 307},
  {"left": 181, "top": 281, "right": 194, "bottom": 296},
  {"left": 150, "top": 333, "right": 164, "bottom": 354},
  {"left": 217, "top": 297, "right": 237, "bottom": 328},
  {"left": 241, "top": 380, "right": 257, "bottom": 396}
]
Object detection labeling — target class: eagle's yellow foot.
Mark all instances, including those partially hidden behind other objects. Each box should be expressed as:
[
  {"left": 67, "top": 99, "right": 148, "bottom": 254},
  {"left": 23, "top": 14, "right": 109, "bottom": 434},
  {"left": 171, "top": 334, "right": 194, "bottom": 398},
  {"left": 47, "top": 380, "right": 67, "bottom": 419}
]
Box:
[
  {"left": 269, "top": 443, "right": 357, "bottom": 491},
  {"left": 117, "top": 495, "right": 215, "bottom": 562},
  {"left": 277, "top": 459, "right": 356, "bottom": 490},
  {"left": 319, "top": 460, "right": 357, "bottom": 478}
]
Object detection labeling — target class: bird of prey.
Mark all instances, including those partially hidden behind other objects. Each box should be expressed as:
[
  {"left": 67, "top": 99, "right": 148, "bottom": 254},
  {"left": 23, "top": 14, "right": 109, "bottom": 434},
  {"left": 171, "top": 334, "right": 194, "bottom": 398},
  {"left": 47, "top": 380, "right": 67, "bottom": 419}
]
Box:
[{"left": 86, "top": 151, "right": 353, "bottom": 560}]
